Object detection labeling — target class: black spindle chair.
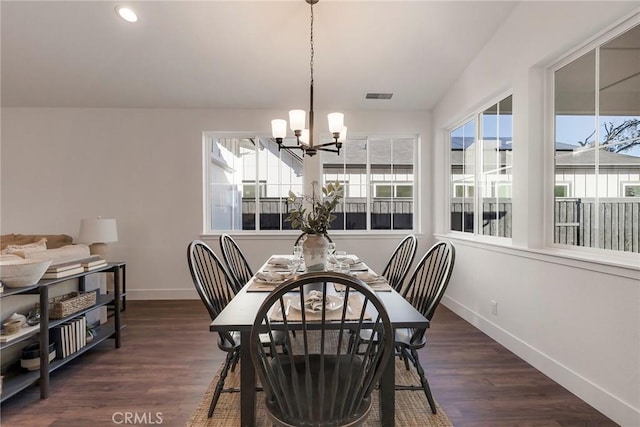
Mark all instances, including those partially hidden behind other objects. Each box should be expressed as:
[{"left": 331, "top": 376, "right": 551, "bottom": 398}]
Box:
[
  {"left": 381, "top": 234, "right": 418, "bottom": 292},
  {"left": 250, "top": 272, "right": 394, "bottom": 427},
  {"left": 396, "top": 240, "right": 455, "bottom": 414},
  {"left": 219, "top": 234, "right": 253, "bottom": 292},
  {"left": 187, "top": 240, "right": 241, "bottom": 418}
]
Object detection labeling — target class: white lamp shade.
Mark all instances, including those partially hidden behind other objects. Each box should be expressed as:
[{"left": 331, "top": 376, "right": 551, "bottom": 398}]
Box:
[
  {"left": 327, "top": 112, "right": 344, "bottom": 134},
  {"left": 271, "top": 119, "right": 287, "bottom": 138},
  {"left": 78, "top": 218, "right": 118, "bottom": 244},
  {"left": 338, "top": 126, "right": 348, "bottom": 143},
  {"left": 289, "top": 110, "right": 306, "bottom": 131},
  {"left": 300, "top": 129, "right": 310, "bottom": 144}
]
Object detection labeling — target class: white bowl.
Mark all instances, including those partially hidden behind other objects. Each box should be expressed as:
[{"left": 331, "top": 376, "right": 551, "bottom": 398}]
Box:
[{"left": 0, "top": 258, "right": 52, "bottom": 287}]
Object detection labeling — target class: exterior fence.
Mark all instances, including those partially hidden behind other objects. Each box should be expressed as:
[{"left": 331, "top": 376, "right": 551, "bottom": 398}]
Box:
[
  {"left": 450, "top": 198, "right": 639, "bottom": 253},
  {"left": 555, "top": 198, "right": 639, "bottom": 253},
  {"left": 241, "top": 198, "right": 413, "bottom": 230},
  {"left": 242, "top": 197, "right": 639, "bottom": 253}
]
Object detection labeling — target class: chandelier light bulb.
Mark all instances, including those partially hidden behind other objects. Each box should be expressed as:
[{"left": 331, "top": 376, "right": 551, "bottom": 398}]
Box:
[
  {"left": 289, "top": 110, "right": 306, "bottom": 133},
  {"left": 327, "top": 112, "right": 344, "bottom": 134},
  {"left": 271, "top": 119, "right": 287, "bottom": 139}
]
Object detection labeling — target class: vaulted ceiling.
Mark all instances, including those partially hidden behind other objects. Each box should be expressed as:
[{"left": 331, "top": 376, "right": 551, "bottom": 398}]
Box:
[{"left": 1, "top": 1, "right": 519, "bottom": 110}]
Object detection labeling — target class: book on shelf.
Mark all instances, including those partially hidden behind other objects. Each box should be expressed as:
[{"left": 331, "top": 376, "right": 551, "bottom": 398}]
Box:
[
  {"left": 48, "top": 256, "right": 103, "bottom": 272},
  {"left": 81, "top": 257, "right": 106, "bottom": 268},
  {"left": 47, "top": 261, "right": 82, "bottom": 273},
  {"left": 42, "top": 266, "right": 85, "bottom": 279},
  {"left": 83, "top": 261, "right": 108, "bottom": 271}
]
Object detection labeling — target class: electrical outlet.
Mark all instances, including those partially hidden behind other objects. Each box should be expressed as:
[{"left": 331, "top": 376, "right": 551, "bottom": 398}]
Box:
[{"left": 490, "top": 300, "right": 498, "bottom": 315}]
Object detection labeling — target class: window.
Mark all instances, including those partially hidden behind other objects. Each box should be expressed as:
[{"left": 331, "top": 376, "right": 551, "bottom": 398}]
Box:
[
  {"left": 623, "top": 183, "right": 640, "bottom": 197},
  {"left": 374, "top": 183, "right": 414, "bottom": 198},
  {"left": 321, "top": 136, "right": 416, "bottom": 231},
  {"left": 204, "top": 135, "right": 303, "bottom": 232},
  {"left": 553, "top": 24, "right": 639, "bottom": 253},
  {"left": 554, "top": 183, "right": 571, "bottom": 198},
  {"left": 450, "top": 95, "right": 513, "bottom": 237}
]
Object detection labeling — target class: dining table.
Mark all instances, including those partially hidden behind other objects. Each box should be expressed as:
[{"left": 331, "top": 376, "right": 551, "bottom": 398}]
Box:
[{"left": 209, "top": 254, "right": 429, "bottom": 427}]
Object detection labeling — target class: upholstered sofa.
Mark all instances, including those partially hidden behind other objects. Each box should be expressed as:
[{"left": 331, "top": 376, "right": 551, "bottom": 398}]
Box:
[{"left": 0, "top": 234, "right": 91, "bottom": 263}]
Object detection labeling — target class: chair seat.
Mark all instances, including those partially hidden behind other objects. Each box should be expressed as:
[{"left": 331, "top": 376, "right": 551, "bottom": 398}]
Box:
[
  {"left": 265, "top": 354, "right": 372, "bottom": 427},
  {"left": 219, "top": 331, "right": 286, "bottom": 352},
  {"left": 358, "top": 328, "right": 426, "bottom": 350}
]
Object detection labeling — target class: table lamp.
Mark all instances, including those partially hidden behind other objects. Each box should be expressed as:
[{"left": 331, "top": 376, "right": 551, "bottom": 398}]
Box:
[{"left": 78, "top": 217, "right": 118, "bottom": 259}]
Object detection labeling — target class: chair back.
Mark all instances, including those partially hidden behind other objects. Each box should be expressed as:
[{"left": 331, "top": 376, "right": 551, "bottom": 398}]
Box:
[
  {"left": 219, "top": 234, "right": 253, "bottom": 292},
  {"left": 381, "top": 234, "right": 418, "bottom": 292},
  {"left": 187, "top": 240, "right": 238, "bottom": 346},
  {"left": 250, "top": 272, "right": 394, "bottom": 426},
  {"left": 402, "top": 240, "right": 455, "bottom": 322}
]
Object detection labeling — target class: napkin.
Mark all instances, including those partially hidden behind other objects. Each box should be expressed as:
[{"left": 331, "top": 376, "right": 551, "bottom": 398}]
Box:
[
  {"left": 304, "top": 290, "right": 328, "bottom": 312},
  {"left": 354, "top": 271, "right": 387, "bottom": 284},
  {"left": 255, "top": 271, "right": 293, "bottom": 283}
]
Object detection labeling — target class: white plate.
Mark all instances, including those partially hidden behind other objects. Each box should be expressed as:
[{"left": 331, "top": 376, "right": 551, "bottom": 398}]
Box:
[{"left": 289, "top": 293, "right": 343, "bottom": 313}]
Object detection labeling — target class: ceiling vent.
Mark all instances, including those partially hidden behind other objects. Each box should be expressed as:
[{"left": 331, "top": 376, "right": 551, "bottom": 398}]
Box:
[{"left": 365, "top": 92, "right": 393, "bottom": 100}]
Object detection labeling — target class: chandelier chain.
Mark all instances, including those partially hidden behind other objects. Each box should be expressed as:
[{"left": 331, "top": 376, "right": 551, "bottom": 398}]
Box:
[{"left": 310, "top": 1, "right": 314, "bottom": 87}]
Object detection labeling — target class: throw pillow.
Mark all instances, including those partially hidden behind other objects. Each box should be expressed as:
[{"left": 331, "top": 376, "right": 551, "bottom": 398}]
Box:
[{"left": 4, "top": 238, "right": 48, "bottom": 254}]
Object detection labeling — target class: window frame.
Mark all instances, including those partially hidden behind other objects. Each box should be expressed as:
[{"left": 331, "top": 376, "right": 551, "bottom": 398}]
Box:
[
  {"left": 447, "top": 93, "right": 514, "bottom": 241},
  {"left": 202, "top": 132, "right": 304, "bottom": 234},
  {"left": 321, "top": 134, "right": 419, "bottom": 234},
  {"left": 545, "top": 18, "right": 640, "bottom": 255}
]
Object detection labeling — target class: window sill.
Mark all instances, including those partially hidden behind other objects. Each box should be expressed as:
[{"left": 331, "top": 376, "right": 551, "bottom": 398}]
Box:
[
  {"left": 201, "top": 231, "right": 421, "bottom": 241},
  {"left": 434, "top": 233, "right": 640, "bottom": 280}
]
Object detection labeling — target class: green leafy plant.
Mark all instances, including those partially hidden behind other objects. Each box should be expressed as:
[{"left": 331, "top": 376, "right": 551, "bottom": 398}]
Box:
[{"left": 286, "top": 181, "right": 344, "bottom": 235}]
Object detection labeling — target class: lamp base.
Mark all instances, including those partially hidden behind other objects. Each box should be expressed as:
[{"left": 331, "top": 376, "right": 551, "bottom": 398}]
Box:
[{"left": 89, "top": 243, "right": 108, "bottom": 260}]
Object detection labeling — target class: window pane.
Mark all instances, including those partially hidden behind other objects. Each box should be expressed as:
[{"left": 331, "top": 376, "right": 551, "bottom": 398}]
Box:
[
  {"left": 480, "top": 95, "right": 513, "bottom": 237},
  {"left": 321, "top": 136, "right": 415, "bottom": 231},
  {"left": 553, "top": 23, "right": 640, "bottom": 252},
  {"left": 207, "top": 136, "right": 303, "bottom": 231},
  {"left": 554, "top": 49, "right": 597, "bottom": 248},
  {"left": 450, "top": 120, "right": 476, "bottom": 233}
]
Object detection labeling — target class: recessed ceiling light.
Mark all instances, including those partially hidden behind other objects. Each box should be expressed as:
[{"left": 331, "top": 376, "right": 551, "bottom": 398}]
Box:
[{"left": 116, "top": 6, "right": 138, "bottom": 23}]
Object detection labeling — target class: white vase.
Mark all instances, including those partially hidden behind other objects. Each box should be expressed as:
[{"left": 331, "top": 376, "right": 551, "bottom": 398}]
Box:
[{"left": 302, "top": 234, "right": 329, "bottom": 272}]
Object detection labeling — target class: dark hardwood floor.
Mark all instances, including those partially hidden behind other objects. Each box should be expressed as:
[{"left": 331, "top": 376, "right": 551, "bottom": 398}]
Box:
[{"left": 0, "top": 300, "right": 616, "bottom": 427}]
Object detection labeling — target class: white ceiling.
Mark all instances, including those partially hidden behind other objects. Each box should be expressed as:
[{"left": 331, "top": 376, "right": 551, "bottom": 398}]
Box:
[{"left": 1, "top": 1, "right": 519, "bottom": 111}]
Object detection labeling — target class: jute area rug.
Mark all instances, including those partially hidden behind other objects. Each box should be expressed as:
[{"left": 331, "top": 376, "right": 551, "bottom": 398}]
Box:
[{"left": 187, "top": 358, "right": 454, "bottom": 426}]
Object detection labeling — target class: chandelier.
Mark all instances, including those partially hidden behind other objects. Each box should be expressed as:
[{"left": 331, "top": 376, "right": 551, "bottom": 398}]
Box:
[{"left": 271, "top": 0, "right": 347, "bottom": 157}]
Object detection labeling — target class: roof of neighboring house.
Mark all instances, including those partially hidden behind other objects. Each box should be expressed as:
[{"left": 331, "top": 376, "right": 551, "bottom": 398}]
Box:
[{"left": 555, "top": 147, "right": 640, "bottom": 166}]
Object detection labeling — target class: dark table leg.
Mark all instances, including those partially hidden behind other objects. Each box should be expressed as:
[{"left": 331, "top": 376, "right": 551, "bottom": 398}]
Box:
[
  {"left": 240, "top": 329, "right": 256, "bottom": 427},
  {"left": 113, "top": 266, "right": 121, "bottom": 348},
  {"left": 380, "top": 353, "right": 395, "bottom": 426}
]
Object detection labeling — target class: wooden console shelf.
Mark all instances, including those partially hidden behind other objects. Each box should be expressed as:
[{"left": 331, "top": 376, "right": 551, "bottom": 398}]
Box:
[{"left": 0, "top": 262, "right": 125, "bottom": 402}]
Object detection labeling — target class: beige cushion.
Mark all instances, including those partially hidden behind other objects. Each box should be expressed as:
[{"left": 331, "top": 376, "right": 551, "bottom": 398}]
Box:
[
  {"left": 1, "top": 234, "right": 73, "bottom": 250},
  {"left": 4, "top": 238, "right": 48, "bottom": 255},
  {"left": 22, "top": 244, "right": 91, "bottom": 264},
  {"left": 0, "top": 254, "right": 24, "bottom": 261}
]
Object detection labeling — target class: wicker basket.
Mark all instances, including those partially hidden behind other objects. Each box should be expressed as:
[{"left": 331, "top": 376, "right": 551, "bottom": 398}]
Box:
[{"left": 37, "top": 291, "right": 97, "bottom": 319}]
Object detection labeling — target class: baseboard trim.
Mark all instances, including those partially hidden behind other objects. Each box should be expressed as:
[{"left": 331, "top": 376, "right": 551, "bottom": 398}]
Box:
[
  {"left": 126, "top": 289, "right": 199, "bottom": 300},
  {"left": 442, "top": 295, "right": 640, "bottom": 427}
]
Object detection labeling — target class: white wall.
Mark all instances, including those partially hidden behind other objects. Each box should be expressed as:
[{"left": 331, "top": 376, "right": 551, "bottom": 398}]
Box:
[
  {"left": 433, "top": 2, "right": 639, "bottom": 425},
  {"left": 1, "top": 107, "right": 432, "bottom": 299}
]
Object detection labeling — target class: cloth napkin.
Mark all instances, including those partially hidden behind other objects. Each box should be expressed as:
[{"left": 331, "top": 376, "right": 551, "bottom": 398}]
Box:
[
  {"left": 354, "top": 271, "right": 387, "bottom": 285},
  {"left": 303, "top": 290, "right": 332, "bottom": 312},
  {"left": 255, "top": 271, "right": 293, "bottom": 283}
]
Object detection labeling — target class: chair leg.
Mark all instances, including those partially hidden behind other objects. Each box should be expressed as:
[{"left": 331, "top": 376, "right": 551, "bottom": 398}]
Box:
[
  {"left": 208, "top": 350, "right": 236, "bottom": 418},
  {"left": 410, "top": 348, "right": 437, "bottom": 414}
]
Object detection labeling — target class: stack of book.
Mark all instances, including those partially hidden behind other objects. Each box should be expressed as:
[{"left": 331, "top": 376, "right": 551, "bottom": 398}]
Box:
[
  {"left": 49, "top": 316, "right": 87, "bottom": 359},
  {"left": 43, "top": 256, "right": 107, "bottom": 279}
]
